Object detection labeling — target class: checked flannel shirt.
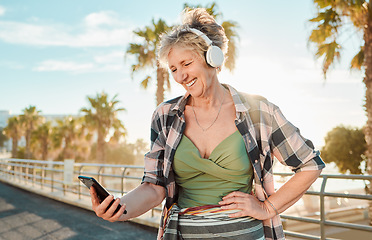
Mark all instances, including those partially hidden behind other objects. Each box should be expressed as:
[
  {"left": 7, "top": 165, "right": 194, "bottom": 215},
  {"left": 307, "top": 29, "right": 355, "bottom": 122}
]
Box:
[{"left": 142, "top": 84, "right": 325, "bottom": 240}]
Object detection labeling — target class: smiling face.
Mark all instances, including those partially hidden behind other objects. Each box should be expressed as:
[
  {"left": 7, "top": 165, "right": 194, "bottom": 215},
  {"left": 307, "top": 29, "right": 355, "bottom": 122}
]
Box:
[{"left": 168, "top": 46, "right": 217, "bottom": 98}]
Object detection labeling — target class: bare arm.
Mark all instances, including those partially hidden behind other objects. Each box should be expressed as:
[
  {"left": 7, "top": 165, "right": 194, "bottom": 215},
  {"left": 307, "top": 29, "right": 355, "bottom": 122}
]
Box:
[
  {"left": 90, "top": 182, "right": 166, "bottom": 222},
  {"left": 219, "top": 170, "right": 322, "bottom": 220}
]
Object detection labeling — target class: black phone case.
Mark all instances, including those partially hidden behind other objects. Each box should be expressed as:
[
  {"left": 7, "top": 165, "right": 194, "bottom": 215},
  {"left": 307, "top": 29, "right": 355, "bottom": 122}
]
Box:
[{"left": 78, "top": 176, "right": 126, "bottom": 214}]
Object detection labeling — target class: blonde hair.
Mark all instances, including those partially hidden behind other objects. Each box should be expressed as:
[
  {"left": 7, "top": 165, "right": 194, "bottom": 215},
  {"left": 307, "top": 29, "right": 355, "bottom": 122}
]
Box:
[{"left": 158, "top": 8, "right": 228, "bottom": 68}]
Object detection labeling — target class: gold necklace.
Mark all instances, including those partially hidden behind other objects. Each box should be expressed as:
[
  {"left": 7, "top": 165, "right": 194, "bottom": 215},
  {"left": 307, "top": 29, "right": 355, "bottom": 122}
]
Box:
[{"left": 191, "top": 89, "right": 226, "bottom": 132}]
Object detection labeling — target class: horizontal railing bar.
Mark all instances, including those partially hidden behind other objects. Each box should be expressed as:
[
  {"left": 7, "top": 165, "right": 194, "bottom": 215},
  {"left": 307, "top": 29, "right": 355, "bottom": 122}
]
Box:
[
  {"left": 306, "top": 190, "right": 372, "bottom": 200},
  {"left": 281, "top": 214, "right": 320, "bottom": 224},
  {"left": 322, "top": 192, "right": 372, "bottom": 200},
  {"left": 324, "top": 220, "right": 372, "bottom": 232},
  {"left": 284, "top": 230, "right": 320, "bottom": 240},
  {"left": 74, "top": 171, "right": 100, "bottom": 176},
  {"left": 284, "top": 231, "right": 339, "bottom": 240},
  {"left": 75, "top": 172, "right": 142, "bottom": 180},
  {"left": 0, "top": 159, "right": 65, "bottom": 165},
  {"left": 274, "top": 172, "right": 372, "bottom": 180}
]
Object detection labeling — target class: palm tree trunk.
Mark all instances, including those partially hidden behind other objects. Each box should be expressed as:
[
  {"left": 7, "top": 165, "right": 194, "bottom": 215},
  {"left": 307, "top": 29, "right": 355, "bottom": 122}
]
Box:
[
  {"left": 25, "top": 129, "right": 31, "bottom": 159},
  {"left": 97, "top": 128, "right": 105, "bottom": 164},
  {"left": 42, "top": 138, "right": 48, "bottom": 160},
  {"left": 156, "top": 64, "right": 166, "bottom": 106},
  {"left": 363, "top": 6, "right": 372, "bottom": 226},
  {"left": 12, "top": 138, "right": 18, "bottom": 158},
  {"left": 64, "top": 137, "right": 73, "bottom": 159}
]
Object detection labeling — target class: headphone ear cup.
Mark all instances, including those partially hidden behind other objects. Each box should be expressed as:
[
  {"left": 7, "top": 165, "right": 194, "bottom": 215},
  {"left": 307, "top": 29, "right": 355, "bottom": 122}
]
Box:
[{"left": 206, "top": 45, "right": 224, "bottom": 68}]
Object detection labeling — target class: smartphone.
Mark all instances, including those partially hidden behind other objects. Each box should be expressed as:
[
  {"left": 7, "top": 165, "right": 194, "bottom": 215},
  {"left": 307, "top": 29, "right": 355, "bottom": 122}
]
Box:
[{"left": 78, "top": 175, "right": 127, "bottom": 214}]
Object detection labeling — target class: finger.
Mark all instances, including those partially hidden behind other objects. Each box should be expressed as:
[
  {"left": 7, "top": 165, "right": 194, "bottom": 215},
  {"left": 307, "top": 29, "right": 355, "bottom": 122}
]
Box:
[
  {"left": 113, "top": 203, "right": 127, "bottom": 221},
  {"left": 228, "top": 210, "right": 245, "bottom": 218},
  {"left": 90, "top": 187, "right": 100, "bottom": 207},
  {"left": 219, "top": 196, "right": 246, "bottom": 206},
  {"left": 223, "top": 191, "right": 248, "bottom": 200},
  {"left": 96, "top": 195, "right": 114, "bottom": 216},
  {"left": 105, "top": 198, "right": 121, "bottom": 217}
]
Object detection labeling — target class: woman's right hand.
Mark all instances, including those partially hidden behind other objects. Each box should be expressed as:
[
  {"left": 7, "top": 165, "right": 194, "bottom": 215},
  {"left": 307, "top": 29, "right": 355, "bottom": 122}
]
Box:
[{"left": 90, "top": 186, "right": 127, "bottom": 222}]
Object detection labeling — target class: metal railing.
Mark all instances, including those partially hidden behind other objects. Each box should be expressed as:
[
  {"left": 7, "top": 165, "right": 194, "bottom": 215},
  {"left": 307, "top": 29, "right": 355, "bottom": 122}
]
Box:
[
  {"left": 0, "top": 158, "right": 371, "bottom": 239},
  {"left": 0, "top": 158, "right": 162, "bottom": 218}
]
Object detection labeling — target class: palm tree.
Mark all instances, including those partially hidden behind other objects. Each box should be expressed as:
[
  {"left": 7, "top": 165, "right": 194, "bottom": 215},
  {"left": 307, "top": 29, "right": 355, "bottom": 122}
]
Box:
[
  {"left": 31, "top": 121, "right": 53, "bottom": 160},
  {"left": 80, "top": 92, "right": 126, "bottom": 163},
  {"left": 184, "top": 2, "right": 240, "bottom": 72},
  {"left": 19, "top": 106, "right": 43, "bottom": 159},
  {"left": 308, "top": 0, "right": 372, "bottom": 224},
  {"left": 3, "top": 116, "right": 22, "bottom": 158},
  {"left": 127, "top": 18, "right": 171, "bottom": 105},
  {"left": 53, "top": 116, "right": 80, "bottom": 160}
]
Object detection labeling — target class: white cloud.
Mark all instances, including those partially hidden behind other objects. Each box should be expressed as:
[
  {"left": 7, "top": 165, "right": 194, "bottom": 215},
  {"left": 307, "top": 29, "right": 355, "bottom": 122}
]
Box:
[
  {"left": 0, "top": 11, "right": 133, "bottom": 47},
  {"left": 33, "top": 51, "right": 127, "bottom": 73},
  {"left": 34, "top": 60, "right": 94, "bottom": 72},
  {"left": 0, "top": 6, "right": 5, "bottom": 16},
  {"left": 84, "top": 11, "right": 121, "bottom": 27},
  {"left": 93, "top": 51, "right": 124, "bottom": 63}
]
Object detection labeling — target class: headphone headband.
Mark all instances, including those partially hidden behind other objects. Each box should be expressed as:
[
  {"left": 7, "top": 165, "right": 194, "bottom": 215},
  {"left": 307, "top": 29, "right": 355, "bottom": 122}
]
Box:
[
  {"left": 188, "top": 28, "right": 213, "bottom": 46},
  {"left": 186, "top": 28, "right": 224, "bottom": 68}
]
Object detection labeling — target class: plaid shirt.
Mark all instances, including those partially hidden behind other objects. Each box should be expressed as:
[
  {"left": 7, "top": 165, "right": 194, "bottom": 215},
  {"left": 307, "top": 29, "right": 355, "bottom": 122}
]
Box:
[{"left": 142, "top": 84, "right": 325, "bottom": 240}]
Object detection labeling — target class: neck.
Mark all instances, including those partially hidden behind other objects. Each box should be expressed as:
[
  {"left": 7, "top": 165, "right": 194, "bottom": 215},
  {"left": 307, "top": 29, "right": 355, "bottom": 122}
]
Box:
[{"left": 191, "top": 83, "right": 226, "bottom": 109}]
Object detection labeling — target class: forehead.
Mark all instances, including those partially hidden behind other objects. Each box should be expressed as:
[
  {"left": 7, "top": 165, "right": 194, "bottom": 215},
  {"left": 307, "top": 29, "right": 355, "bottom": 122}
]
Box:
[{"left": 167, "top": 46, "right": 201, "bottom": 66}]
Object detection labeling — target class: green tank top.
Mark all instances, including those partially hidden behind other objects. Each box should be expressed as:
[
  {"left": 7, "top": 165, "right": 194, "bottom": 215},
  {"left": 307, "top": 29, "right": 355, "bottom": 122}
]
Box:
[{"left": 173, "top": 130, "right": 254, "bottom": 208}]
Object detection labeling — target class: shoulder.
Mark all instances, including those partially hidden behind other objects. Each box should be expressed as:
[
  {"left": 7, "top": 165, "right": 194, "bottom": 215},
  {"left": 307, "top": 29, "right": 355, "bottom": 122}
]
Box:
[
  {"left": 225, "top": 84, "right": 275, "bottom": 111},
  {"left": 153, "top": 96, "right": 183, "bottom": 115},
  {"left": 150, "top": 95, "right": 184, "bottom": 127},
  {"left": 236, "top": 91, "right": 277, "bottom": 112}
]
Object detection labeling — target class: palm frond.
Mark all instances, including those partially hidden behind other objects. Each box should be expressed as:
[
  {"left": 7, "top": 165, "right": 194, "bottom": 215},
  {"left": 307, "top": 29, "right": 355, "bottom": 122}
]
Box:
[
  {"left": 351, "top": 46, "right": 364, "bottom": 70},
  {"left": 316, "top": 41, "right": 341, "bottom": 77},
  {"left": 313, "top": 0, "right": 334, "bottom": 9},
  {"left": 141, "top": 76, "right": 151, "bottom": 89}
]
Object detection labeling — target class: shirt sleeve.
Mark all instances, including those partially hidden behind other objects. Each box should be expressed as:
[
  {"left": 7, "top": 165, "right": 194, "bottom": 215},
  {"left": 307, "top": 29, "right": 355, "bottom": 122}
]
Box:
[
  {"left": 141, "top": 107, "right": 167, "bottom": 187},
  {"left": 270, "top": 104, "right": 325, "bottom": 173}
]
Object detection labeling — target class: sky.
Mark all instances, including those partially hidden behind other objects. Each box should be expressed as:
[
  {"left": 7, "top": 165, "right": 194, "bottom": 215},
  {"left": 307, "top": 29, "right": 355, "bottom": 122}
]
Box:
[{"left": 0, "top": 0, "right": 367, "bottom": 149}]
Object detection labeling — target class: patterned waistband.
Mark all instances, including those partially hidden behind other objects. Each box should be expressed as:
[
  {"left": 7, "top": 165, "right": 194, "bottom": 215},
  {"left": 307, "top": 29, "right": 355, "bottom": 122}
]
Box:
[
  {"left": 178, "top": 204, "right": 240, "bottom": 216},
  {"left": 162, "top": 204, "right": 264, "bottom": 240}
]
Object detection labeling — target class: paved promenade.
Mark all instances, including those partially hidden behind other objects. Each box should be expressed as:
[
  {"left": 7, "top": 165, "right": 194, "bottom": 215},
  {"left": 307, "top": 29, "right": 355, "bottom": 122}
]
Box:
[{"left": 0, "top": 181, "right": 157, "bottom": 240}]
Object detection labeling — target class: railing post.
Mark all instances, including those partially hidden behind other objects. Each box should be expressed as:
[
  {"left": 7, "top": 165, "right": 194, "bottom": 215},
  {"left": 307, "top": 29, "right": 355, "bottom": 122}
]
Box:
[
  {"left": 320, "top": 176, "right": 328, "bottom": 240},
  {"left": 121, "top": 167, "right": 127, "bottom": 195},
  {"left": 32, "top": 163, "right": 36, "bottom": 186},
  {"left": 41, "top": 165, "right": 45, "bottom": 189},
  {"left": 78, "top": 165, "right": 84, "bottom": 200},
  {"left": 98, "top": 166, "right": 103, "bottom": 183},
  {"left": 51, "top": 166, "right": 54, "bottom": 192},
  {"left": 25, "top": 162, "right": 29, "bottom": 185}
]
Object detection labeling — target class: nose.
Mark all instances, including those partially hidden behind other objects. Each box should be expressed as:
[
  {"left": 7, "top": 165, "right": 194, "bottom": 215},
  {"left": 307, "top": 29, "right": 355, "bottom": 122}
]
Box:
[{"left": 175, "top": 69, "right": 187, "bottom": 84}]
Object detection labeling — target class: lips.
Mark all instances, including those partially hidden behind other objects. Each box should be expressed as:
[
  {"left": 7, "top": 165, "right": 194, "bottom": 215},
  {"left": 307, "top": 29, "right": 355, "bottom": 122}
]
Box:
[{"left": 186, "top": 78, "right": 197, "bottom": 87}]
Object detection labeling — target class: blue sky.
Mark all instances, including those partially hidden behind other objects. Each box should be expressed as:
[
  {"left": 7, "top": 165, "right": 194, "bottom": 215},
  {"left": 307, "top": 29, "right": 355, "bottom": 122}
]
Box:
[{"left": 0, "top": 0, "right": 366, "bottom": 148}]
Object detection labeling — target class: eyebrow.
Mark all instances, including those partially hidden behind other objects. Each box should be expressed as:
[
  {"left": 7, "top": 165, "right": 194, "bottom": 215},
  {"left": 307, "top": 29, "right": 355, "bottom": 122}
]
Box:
[{"left": 169, "top": 59, "right": 191, "bottom": 69}]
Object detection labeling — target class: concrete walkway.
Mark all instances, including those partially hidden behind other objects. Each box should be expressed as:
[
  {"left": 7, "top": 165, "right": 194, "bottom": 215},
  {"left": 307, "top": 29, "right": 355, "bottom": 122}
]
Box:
[{"left": 0, "top": 181, "right": 157, "bottom": 240}]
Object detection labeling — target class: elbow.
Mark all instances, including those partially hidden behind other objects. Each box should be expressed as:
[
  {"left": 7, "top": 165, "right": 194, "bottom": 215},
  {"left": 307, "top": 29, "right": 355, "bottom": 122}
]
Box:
[{"left": 143, "top": 182, "right": 166, "bottom": 205}]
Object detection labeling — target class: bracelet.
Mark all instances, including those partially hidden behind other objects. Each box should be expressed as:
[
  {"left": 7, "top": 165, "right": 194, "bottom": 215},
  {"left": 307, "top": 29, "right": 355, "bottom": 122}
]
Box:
[{"left": 265, "top": 198, "right": 279, "bottom": 215}]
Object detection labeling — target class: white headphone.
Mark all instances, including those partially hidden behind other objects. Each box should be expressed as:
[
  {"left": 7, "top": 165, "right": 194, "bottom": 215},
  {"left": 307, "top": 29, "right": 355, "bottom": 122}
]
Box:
[{"left": 188, "top": 28, "right": 224, "bottom": 68}]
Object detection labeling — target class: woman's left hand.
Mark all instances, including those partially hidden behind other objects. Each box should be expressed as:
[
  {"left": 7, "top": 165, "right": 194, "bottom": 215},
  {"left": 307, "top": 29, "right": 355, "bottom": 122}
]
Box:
[{"left": 218, "top": 191, "right": 273, "bottom": 220}]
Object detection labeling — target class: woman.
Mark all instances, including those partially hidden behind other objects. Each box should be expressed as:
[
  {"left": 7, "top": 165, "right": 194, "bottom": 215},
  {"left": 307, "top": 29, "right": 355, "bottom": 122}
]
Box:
[{"left": 90, "top": 8, "right": 325, "bottom": 240}]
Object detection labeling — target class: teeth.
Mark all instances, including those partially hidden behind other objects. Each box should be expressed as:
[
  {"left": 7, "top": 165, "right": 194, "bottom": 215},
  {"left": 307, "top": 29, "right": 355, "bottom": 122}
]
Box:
[{"left": 186, "top": 79, "right": 196, "bottom": 87}]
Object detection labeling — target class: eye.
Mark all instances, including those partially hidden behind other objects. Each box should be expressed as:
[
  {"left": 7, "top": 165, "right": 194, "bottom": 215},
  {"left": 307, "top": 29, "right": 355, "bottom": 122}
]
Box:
[
  {"left": 171, "top": 68, "right": 177, "bottom": 73},
  {"left": 185, "top": 61, "right": 193, "bottom": 66}
]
